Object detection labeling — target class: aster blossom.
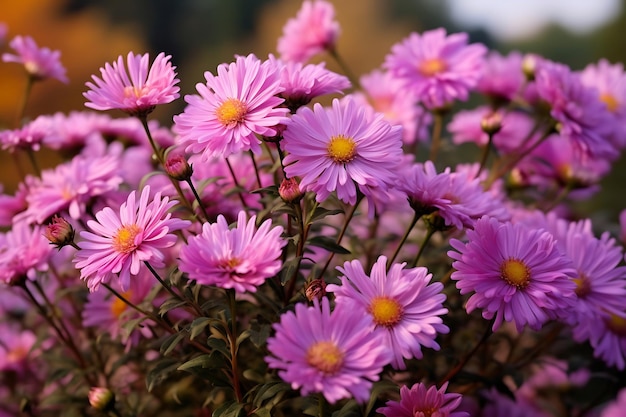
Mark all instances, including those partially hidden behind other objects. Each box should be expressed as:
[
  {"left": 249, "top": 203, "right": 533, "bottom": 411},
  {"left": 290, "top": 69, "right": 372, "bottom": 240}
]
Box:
[
  {"left": 265, "top": 297, "right": 390, "bottom": 403},
  {"left": 282, "top": 97, "right": 403, "bottom": 205},
  {"left": 277, "top": 0, "right": 340, "bottom": 63},
  {"left": 84, "top": 52, "right": 180, "bottom": 116},
  {"left": 74, "top": 186, "right": 190, "bottom": 292},
  {"left": 384, "top": 28, "right": 487, "bottom": 109},
  {"left": 377, "top": 382, "right": 468, "bottom": 417},
  {"left": 0, "top": 221, "right": 52, "bottom": 285},
  {"left": 2, "top": 35, "right": 68, "bottom": 82},
  {"left": 327, "top": 256, "right": 449, "bottom": 369},
  {"left": 448, "top": 216, "right": 576, "bottom": 332},
  {"left": 179, "top": 210, "right": 285, "bottom": 293},
  {"left": 174, "top": 54, "right": 289, "bottom": 160}
]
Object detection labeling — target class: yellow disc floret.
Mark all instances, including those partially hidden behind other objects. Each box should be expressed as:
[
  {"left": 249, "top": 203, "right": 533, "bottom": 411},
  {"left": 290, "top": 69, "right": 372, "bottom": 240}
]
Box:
[
  {"left": 327, "top": 135, "right": 357, "bottom": 163},
  {"left": 500, "top": 258, "right": 531, "bottom": 289}
]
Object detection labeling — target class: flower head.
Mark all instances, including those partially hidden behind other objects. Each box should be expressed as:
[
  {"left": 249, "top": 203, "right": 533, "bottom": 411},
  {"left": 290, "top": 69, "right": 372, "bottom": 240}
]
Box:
[
  {"left": 277, "top": 0, "right": 340, "bottom": 63},
  {"left": 283, "top": 97, "right": 403, "bottom": 205},
  {"left": 448, "top": 216, "right": 577, "bottom": 332},
  {"left": 0, "top": 222, "right": 52, "bottom": 285},
  {"left": 328, "top": 256, "right": 449, "bottom": 369},
  {"left": 601, "top": 387, "right": 626, "bottom": 417},
  {"left": 174, "top": 54, "right": 288, "bottom": 160},
  {"left": 2, "top": 35, "right": 68, "bottom": 82},
  {"left": 179, "top": 210, "right": 285, "bottom": 293},
  {"left": 84, "top": 52, "right": 179, "bottom": 116},
  {"left": 377, "top": 382, "right": 468, "bottom": 417},
  {"left": 265, "top": 297, "right": 390, "bottom": 403},
  {"left": 74, "top": 186, "right": 190, "bottom": 292},
  {"left": 384, "top": 28, "right": 487, "bottom": 109}
]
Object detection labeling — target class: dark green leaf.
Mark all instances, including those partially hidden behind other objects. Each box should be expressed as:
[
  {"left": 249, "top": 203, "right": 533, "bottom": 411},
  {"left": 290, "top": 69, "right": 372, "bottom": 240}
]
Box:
[
  {"left": 213, "top": 400, "right": 245, "bottom": 417},
  {"left": 160, "top": 332, "right": 186, "bottom": 356},
  {"left": 307, "top": 236, "right": 351, "bottom": 254},
  {"left": 189, "top": 317, "right": 212, "bottom": 340},
  {"left": 253, "top": 381, "right": 292, "bottom": 407},
  {"left": 146, "top": 358, "right": 180, "bottom": 392},
  {"left": 308, "top": 207, "right": 343, "bottom": 224},
  {"left": 279, "top": 256, "right": 302, "bottom": 285}
]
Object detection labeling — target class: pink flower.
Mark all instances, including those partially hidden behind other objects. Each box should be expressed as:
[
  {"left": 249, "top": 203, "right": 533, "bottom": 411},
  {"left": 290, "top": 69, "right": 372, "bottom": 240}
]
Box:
[
  {"left": 573, "top": 311, "right": 626, "bottom": 370},
  {"left": 377, "top": 382, "right": 468, "bottom": 417},
  {"left": 0, "top": 324, "right": 38, "bottom": 375},
  {"left": 0, "top": 114, "right": 53, "bottom": 152},
  {"left": 174, "top": 54, "right": 288, "bottom": 160},
  {"left": 477, "top": 51, "right": 525, "bottom": 102},
  {"left": 448, "top": 216, "right": 577, "bottom": 332},
  {"left": 283, "top": 97, "right": 403, "bottom": 205},
  {"left": 2, "top": 35, "right": 68, "bottom": 83},
  {"left": 74, "top": 186, "right": 190, "bottom": 292},
  {"left": 179, "top": 210, "right": 285, "bottom": 293},
  {"left": 384, "top": 28, "right": 487, "bottom": 109},
  {"left": 84, "top": 52, "right": 180, "bottom": 116},
  {"left": 328, "top": 256, "right": 449, "bottom": 369},
  {"left": 277, "top": 0, "right": 340, "bottom": 63},
  {"left": 601, "top": 387, "right": 626, "bottom": 417},
  {"left": 0, "top": 221, "right": 52, "bottom": 285},
  {"left": 265, "top": 297, "right": 390, "bottom": 403}
]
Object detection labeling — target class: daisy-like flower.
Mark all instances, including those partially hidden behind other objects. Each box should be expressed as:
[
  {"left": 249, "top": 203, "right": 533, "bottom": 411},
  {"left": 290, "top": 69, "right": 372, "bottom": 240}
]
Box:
[
  {"left": 277, "top": 0, "right": 340, "bottom": 63},
  {"left": 265, "top": 297, "right": 390, "bottom": 403},
  {"left": 327, "top": 256, "right": 449, "bottom": 369},
  {"left": 84, "top": 52, "right": 180, "bottom": 116},
  {"left": 2, "top": 35, "right": 68, "bottom": 83},
  {"left": 448, "top": 216, "right": 577, "bottom": 332},
  {"left": 573, "top": 310, "right": 626, "bottom": 370},
  {"left": 0, "top": 114, "right": 52, "bottom": 152},
  {"left": 0, "top": 324, "right": 38, "bottom": 375},
  {"left": 74, "top": 186, "right": 190, "bottom": 292},
  {"left": 174, "top": 54, "right": 289, "bottom": 160},
  {"left": 283, "top": 97, "right": 403, "bottom": 205},
  {"left": 179, "top": 210, "right": 285, "bottom": 293},
  {"left": 377, "top": 382, "right": 468, "bottom": 417},
  {"left": 477, "top": 51, "right": 525, "bottom": 103},
  {"left": 0, "top": 221, "right": 52, "bottom": 285},
  {"left": 601, "top": 387, "right": 626, "bottom": 417},
  {"left": 384, "top": 28, "right": 487, "bottom": 109}
]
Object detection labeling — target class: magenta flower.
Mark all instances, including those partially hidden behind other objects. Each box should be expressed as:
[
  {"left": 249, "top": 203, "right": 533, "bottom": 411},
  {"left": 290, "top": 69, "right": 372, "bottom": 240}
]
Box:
[
  {"left": 601, "top": 387, "right": 626, "bottom": 417},
  {"left": 174, "top": 54, "right": 288, "bottom": 160},
  {"left": 448, "top": 216, "right": 577, "bottom": 332},
  {"left": 377, "top": 382, "right": 468, "bottom": 417},
  {"left": 477, "top": 51, "right": 525, "bottom": 102},
  {"left": 0, "top": 221, "right": 52, "bottom": 285},
  {"left": 84, "top": 52, "right": 180, "bottom": 116},
  {"left": 179, "top": 210, "right": 285, "bottom": 293},
  {"left": 384, "top": 28, "right": 487, "bottom": 109},
  {"left": 0, "top": 324, "right": 38, "bottom": 375},
  {"left": 283, "top": 97, "right": 403, "bottom": 205},
  {"left": 573, "top": 311, "right": 626, "bottom": 370},
  {"left": 0, "top": 114, "right": 52, "bottom": 152},
  {"left": 328, "top": 256, "right": 449, "bottom": 369},
  {"left": 74, "top": 186, "right": 190, "bottom": 292},
  {"left": 265, "top": 297, "right": 390, "bottom": 403},
  {"left": 277, "top": 0, "right": 340, "bottom": 63},
  {"left": 2, "top": 35, "right": 68, "bottom": 83}
]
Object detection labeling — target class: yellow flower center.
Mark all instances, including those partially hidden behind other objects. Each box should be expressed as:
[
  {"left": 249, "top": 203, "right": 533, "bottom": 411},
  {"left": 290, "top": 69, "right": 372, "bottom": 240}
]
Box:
[
  {"left": 606, "top": 313, "right": 626, "bottom": 336},
  {"left": 327, "top": 135, "right": 357, "bottom": 163},
  {"left": 306, "top": 340, "right": 344, "bottom": 374},
  {"left": 123, "top": 85, "right": 149, "bottom": 99},
  {"left": 368, "top": 296, "right": 403, "bottom": 327},
  {"left": 573, "top": 273, "right": 591, "bottom": 298},
  {"left": 600, "top": 93, "right": 619, "bottom": 113},
  {"left": 6, "top": 346, "right": 28, "bottom": 363},
  {"left": 500, "top": 258, "right": 531, "bottom": 289},
  {"left": 110, "top": 291, "right": 133, "bottom": 318},
  {"left": 419, "top": 58, "right": 447, "bottom": 77},
  {"left": 415, "top": 407, "right": 437, "bottom": 417},
  {"left": 219, "top": 257, "right": 241, "bottom": 270},
  {"left": 112, "top": 224, "right": 142, "bottom": 254},
  {"left": 216, "top": 98, "right": 247, "bottom": 127}
]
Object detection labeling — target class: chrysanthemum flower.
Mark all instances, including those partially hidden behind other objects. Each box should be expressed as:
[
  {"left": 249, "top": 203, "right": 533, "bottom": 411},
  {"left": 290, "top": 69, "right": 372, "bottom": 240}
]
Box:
[
  {"left": 377, "top": 382, "right": 468, "bottom": 417},
  {"left": 0, "top": 221, "right": 52, "bottom": 285},
  {"left": 0, "top": 114, "right": 52, "bottom": 152},
  {"left": 174, "top": 54, "right": 289, "bottom": 160},
  {"left": 74, "top": 186, "right": 190, "bottom": 292},
  {"left": 179, "top": 210, "right": 285, "bottom": 293},
  {"left": 277, "top": 0, "right": 340, "bottom": 63},
  {"left": 477, "top": 51, "right": 525, "bottom": 103},
  {"left": 448, "top": 216, "right": 577, "bottom": 332},
  {"left": 2, "top": 35, "right": 68, "bottom": 83},
  {"left": 327, "top": 256, "right": 448, "bottom": 369},
  {"left": 283, "top": 97, "right": 403, "bottom": 205},
  {"left": 84, "top": 52, "right": 180, "bottom": 116},
  {"left": 573, "top": 310, "right": 626, "bottom": 370},
  {"left": 265, "top": 297, "right": 390, "bottom": 403},
  {"left": 384, "top": 28, "right": 487, "bottom": 109}
]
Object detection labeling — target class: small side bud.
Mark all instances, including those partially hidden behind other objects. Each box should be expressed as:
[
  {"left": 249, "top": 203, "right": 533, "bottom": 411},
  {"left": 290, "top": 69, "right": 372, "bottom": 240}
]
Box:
[
  {"left": 44, "top": 216, "right": 75, "bottom": 249},
  {"left": 480, "top": 111, "right": 503, "bottom": 136},
  {"left": 88, "top": 387, "right": 115, "bottom": 412},
  {"left": 305, "top": 279, "right": 327, "bottom": 302},
  {"left": 279, "top": 177, "right": 303, "bottom": 203},
  {"left": 522, "top": 53, "right": 540, "bottom": 81},
  {"left": 165, "top": 154, "right": 193, "bottom": 181}
]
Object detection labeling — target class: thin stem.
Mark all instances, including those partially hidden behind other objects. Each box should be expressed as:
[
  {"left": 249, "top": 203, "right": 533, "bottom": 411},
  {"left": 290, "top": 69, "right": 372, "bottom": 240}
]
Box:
[
  {"left": 285, "top": 200, "right": 310, "bottom": 303},
  {"left": 249, "top": 150, "right": 263, "bottom": 190},
  {"left": 410, "top": 225, "right": 436, "bottom": 268},
  {"left": 274, "top": 141, "right": 289, "bottom": 179},
  {"left": 184, "top": 178, "right": 209, "bottom": 222},
  {"left": 429, "top": 111, "right": 444, "bottom": 162},
  {"left": 477, "top": 133, "right": 494, "bottom": 176},
  {"left": 387, "top": 213, "right": 421, "bottom": 269},
  {"left": 225, "top": 157, "right": 248, "bottom": 209},
  {"left": 144, "top": 261, "right": 181, "bottom": 301},
  {"left": 328, "top": 47, "right": 360, "bottom": 91},
  {"left": 15, "top": 75, "right": 34, "bottom": 127},
  {"left": 25, "top": 148, "right": 41, "bottom": 176},
  {"left": 227, "top": 289, "right": 243, "bottom": 403}
]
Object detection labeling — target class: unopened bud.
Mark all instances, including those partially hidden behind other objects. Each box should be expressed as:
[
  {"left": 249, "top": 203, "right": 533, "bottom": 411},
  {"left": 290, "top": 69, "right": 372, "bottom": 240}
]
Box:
[
  {"left": 480, "top": 111, "right": 503, "bottom": 136},
  {"left": 522, "top": 54, "right": 540, "bottom": 81},
  {"left": 88, "top": 387, "right": 115, "bottom": 411},
  {"left": 165, "top": 154, "right": 193, "bottom": 181},
  {"left": 279, "top": 177, "right": 303, "bottom": 203},
  {"left": 305, "top": 279, "right": 327, "bottom": 302},
  {"left": 44, "top": 216, "right": 75, "bottom": 249}
]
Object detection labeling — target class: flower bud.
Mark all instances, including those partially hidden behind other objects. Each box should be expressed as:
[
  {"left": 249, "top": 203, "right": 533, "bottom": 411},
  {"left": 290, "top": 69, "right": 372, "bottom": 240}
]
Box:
[
  {"left": 43, "top": 216, "right": 75, "bottom": 249},
  {"left": 88, "top": 387, "right": 115, "bottom": 411},
  {"left": 279, "top": 177, "right": 303, "bottom": 203},
  {"left": 305, "top": 279, "right": 327, "bottom": 302},
  {"left": 522, "top": 53, "right": 540, "bottom": 81},
  {"left": 165, "top": 153, "right": 193, "bottom": 181},
  {"left": 480, "top": 111, "right": 503, "bottom": 136}
]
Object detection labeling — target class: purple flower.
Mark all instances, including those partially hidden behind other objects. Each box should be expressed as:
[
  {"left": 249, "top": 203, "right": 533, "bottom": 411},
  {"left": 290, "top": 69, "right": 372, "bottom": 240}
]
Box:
[
  {"left": 477, "top": 51, "right": 525, "bottom": 102},
  {"left": 327, "top": 256, "right": 449, "bottom": 369},
  {"left": 384, "top": 28, "right": 487, "bottom": 109},
  {"left": 0, "top": 114, "right": 52, "bottom": 152},
  {"left": 0, "top": 221, "right": 52, "bottom": 285},
  {"left": 84, "top": 52, "right": 180, "bottom": 116},
  {"left": 377, "top": 382, "right": 468, "bottom": 417},
  {"left": 448, "top": 216, "right": 577, "bottom": 332},
  {"left": 601, "top": 387, "right": 626, "bottom": 417},
  {"left": 74, "top": 186, "right": 190, "bottom": 292},
  {"left": 283, "top": 97, "right": 403, "bottom": 205},
  {"left": 265, "top": 297, "right": 390, "bottom": 403},
  {"left": 179, "top": 210, "right": 285, "bottom": 293},
  {"left": 174, "top": 54, "right": 288, "bottom": 160},
  {"left": 573, "top": 311, "right": 626, "bottom": 370},
  {"left": 2, "top": 35, "right": 68, "bottom": 83}
]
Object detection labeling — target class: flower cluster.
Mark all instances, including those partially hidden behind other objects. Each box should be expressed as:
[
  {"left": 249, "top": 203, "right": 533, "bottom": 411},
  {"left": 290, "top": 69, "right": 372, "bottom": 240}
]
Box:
[{"left": 1, "top": 1, "right": 626, "bottom": 416}]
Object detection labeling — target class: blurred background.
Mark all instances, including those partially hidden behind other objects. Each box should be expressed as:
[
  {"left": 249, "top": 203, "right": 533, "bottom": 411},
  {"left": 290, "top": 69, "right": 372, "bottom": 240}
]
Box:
[{"left": 1, "top": 0, "right": 625, "bottom": 218}]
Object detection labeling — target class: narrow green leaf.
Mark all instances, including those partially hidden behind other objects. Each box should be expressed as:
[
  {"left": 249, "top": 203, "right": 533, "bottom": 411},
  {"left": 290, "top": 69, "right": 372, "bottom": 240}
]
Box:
[
  {"left": 160, "top": 332, "right": 186, "bottom": 356},
  {"left": 307, "top": 235, "right": 351, "bottom": 254},
  {"left": 189, "top": 317, "right": 212, "bottom": 340}
]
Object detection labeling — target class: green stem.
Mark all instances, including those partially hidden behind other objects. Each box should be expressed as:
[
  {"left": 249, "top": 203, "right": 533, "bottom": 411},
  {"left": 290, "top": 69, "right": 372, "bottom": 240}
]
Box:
[
  {"left": 227, "top": 289, "right": 243, "bottom": 403},
  {"left": 15, "top": 75, "right": 34, "bottom": 127},
  {"left": 225, "top": 157, "right": 248, "bottom": 209},
  {"left": 184, "top": 178, "right": 209, "bottom": 222},
  {"left": 410, "top": 224, "right": 436, "bottom": 268},
  {"left": 328, "top": 47, "right": 360, "bottom": 91},
  {"left": 477, "top": 133, "right": 494, "bottom": 177},
  {"left": 429, "top": 111, "right": 445, "bottom": 162},
  {"left": 249, "top": 150, "right": 263, "bottom": 190},
  {"left": 387, "top": 213, "right": 421, "bottom": 269}
]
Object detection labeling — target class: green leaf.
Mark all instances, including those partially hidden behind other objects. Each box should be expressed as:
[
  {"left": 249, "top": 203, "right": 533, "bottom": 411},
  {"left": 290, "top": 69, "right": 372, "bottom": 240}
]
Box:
[
  {"left": 159, "top": 298, "right": 188, "bottom": 316},
  {"left": 279, "top": 256, "right": 302, "bottom": 285},
  {"left": 146, "top": 358, "right": 180, "bottom": 392},
  {"left": 252, "top": 381, "right": 292, "bottom": 407},
  {"left": 307, "top": 206, "right": 343, "bottom": 224},
  {"left": 189, "top": 317, "right": 212, "bottom": 340},
  {"left": 236, "top": 329, "right": 251, "bottom": 347},
  {"left": 332, "top": 399, "right": 360, "bottom": 417},
  {"left": 213, "top": 401, "right": 245, "bottom": 417},
  {"left": 365, "top": 379, "right": 399, "bottom": 416},
  {"left": 207, "top": 336, "right": 230, "bottom": 358},
  {"left": 249, "top": 321, "right": 271, "bottom": 348},
  {"left": 307, "top": 236, "right": 351, "bottom": 254},
  {"left": 177, "top": 354, "right": 218, "bottom": 371},
  {"left": 160, "top": 332, "right": 186, "bottom": 356}
]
